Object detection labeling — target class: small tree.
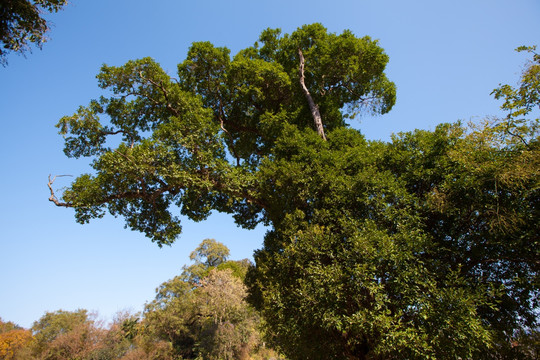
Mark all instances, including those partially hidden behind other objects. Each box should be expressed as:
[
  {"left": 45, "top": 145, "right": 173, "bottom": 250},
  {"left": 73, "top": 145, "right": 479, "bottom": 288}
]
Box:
[
  {"left": 190, "top": 238, "right": 230, "bottom": 268},
  {"left": 143, "top": 240, "right": 271, "bottom": 359},
  {"left": 30, "top": 309, "right": 106, "bottom": 360}
]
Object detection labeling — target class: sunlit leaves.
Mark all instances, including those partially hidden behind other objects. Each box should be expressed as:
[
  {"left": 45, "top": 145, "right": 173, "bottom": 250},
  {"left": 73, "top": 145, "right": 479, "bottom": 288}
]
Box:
[
  {"left": 491, "top": 45, "right": 539, "bottom": 147},
  {"left": 54, "top": 25, "right": 396, "bottom": 246}
]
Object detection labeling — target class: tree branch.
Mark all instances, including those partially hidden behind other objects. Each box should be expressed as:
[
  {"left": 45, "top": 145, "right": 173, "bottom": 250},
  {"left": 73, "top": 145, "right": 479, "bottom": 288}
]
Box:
[
  {"left": 138, "top": 71, "right": 180, "bottom": 117},
  {"left": 298, "top": 49, "right": 326, "bottom": 141},
  {"left": 217, "top": 97, "right": 241, "bottom": 167},
  {"left": 48, "top": 174, "right": 73, "bottom": 207}
]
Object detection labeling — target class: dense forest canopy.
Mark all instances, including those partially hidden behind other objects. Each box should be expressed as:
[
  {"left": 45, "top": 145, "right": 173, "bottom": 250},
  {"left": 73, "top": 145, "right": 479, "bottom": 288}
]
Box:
[{"left": 48, "top": 24, "right": 539, "bottom": 359}]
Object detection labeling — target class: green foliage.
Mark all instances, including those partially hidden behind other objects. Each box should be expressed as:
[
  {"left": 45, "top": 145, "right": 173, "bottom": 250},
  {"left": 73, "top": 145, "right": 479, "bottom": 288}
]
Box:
[
  {"left": 180, "top": 238, "right": 251, "bottom": 284},
  {"left": 0, "top": 0, "right": 68, "bottom": 65},
  {"left": 491, "top": 45, "right": 539, "bottom": 146},
  {"left": 24, "top": 309, "right": 153, "bottom": 360},
  {"left": 495, "top": 51, "right": 538, "bottom": 118},
  {"left": 31, "top": 309, "right": 90, "bottom": 354},
  {"left": 247, "top": 119, "right": 538, "bottom": 359},
  {"left": 142, "top": 240, "right": 270, "bottom": 359},
  {"left": 190, "top": 238, "right": 230, "bottom": 268},
  {"left": 53, "top": 24, "right": 396, "bottom": 246},
  {"left": 30, "top": 309, "right": 117, "bottom": 360},
  {"left": 216, "top": 258, "right": 251, "bottom": 280}
]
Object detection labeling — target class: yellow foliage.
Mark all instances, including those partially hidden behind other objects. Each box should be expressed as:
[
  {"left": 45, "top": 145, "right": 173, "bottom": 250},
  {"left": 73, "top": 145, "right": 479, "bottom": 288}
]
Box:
[{"left": 0, "top": 329, "right": 33, "bottom": 360}]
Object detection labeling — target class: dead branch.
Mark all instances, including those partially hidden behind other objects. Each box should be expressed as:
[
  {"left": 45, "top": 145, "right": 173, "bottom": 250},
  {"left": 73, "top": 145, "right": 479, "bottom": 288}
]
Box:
[
  {"left": 48, "top": 174, "right": 73, "bottom": 207},
  {"left": 298, "top": 49, "right": 326, "bottom": 141}
]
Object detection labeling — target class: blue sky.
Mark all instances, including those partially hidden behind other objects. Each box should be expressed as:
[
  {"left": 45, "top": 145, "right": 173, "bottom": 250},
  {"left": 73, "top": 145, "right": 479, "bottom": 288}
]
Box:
[{"left": 0, "top": 0, "right": 538, "bottom": 329}]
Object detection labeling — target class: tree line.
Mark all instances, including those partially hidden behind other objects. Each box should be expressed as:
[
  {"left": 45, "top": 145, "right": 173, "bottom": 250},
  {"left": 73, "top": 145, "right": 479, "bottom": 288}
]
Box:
[{"left": 0, "top": 239, "right": 285, "bottom": 360}]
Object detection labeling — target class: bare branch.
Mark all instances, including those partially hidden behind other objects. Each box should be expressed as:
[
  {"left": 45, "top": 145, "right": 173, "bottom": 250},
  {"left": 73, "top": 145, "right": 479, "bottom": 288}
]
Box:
[
  {"left": 298, "top": 49, "right": 326, "bottom": 141},
  {"left": 504, "top": 121, "right": 532, "bottom": 149},
  {"left": 101, "top": 129, "right": 127, "bottom": 136},
  {"left": 219, "top": 115, "right": 240, "bottom": 167},
  {"left": 48, "top": 174, "right": 73, "bottom": 207}
]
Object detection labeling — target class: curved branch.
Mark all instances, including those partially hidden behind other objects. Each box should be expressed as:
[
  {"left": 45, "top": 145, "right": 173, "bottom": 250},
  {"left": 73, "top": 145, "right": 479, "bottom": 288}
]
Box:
[
  {"left": 219, "top": 115, "right": 241, "bottom": 167},
  {"left": 48, "top": 174, "right": 73, "bottom": 207}
]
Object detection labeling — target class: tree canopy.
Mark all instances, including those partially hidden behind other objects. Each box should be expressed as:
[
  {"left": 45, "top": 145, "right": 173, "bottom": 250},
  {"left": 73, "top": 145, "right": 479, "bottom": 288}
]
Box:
[
  {"left": 49, "top": 23, "right": 396, "bottom": 246},
  {"left": 49, "top": 24, "right": 538, "bottom": 359},
  {"left": 0, "top": 0, "right": 68, "bottom": 65}
]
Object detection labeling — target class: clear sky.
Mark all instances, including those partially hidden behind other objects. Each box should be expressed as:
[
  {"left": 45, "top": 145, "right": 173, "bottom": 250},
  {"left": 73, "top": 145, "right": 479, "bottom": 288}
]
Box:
[{"left": 1, "top": 0, "right": 539, "bottom": 329}]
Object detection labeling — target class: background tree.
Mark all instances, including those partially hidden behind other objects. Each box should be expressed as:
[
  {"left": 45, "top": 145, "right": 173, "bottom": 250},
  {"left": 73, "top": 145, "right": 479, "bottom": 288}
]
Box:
[
  {"left": 28, "top": 309, "right": 149, "bottom": 360},
  {"left": 143, "top": 239, "right": 278, "bottom": 359},
  {"left": 0, "top": 318, "right": 22, "bottom": 334},
  {"left": 0, "top": 318, "right": 33, "bottom": 360},
  {"left": 30, "top": 309, "right": 106, "bottom": 360},
  {"left": 90, "top": 311, "right": 143, "bottom": 360},
  {"left": 190, "top": 238, "right": 230, "bottom": 267},
  {"left": 182, "top": 238, "right": 230, "bottom": 283},
  {"left": 0, "top": 0, "right": 68, "bottom": 65},
  {"left": 195, "top": 268, "right": 261, "bottom": 360}
]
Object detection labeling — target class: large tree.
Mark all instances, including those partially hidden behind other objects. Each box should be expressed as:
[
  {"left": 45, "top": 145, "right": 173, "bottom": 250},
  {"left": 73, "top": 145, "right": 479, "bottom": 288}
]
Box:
[
  {"left": 49, "top": 24, "right": 538, "bottom": 359},
  {"left": 0, "top": 0, "right": 68, "bottom": 65}
]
